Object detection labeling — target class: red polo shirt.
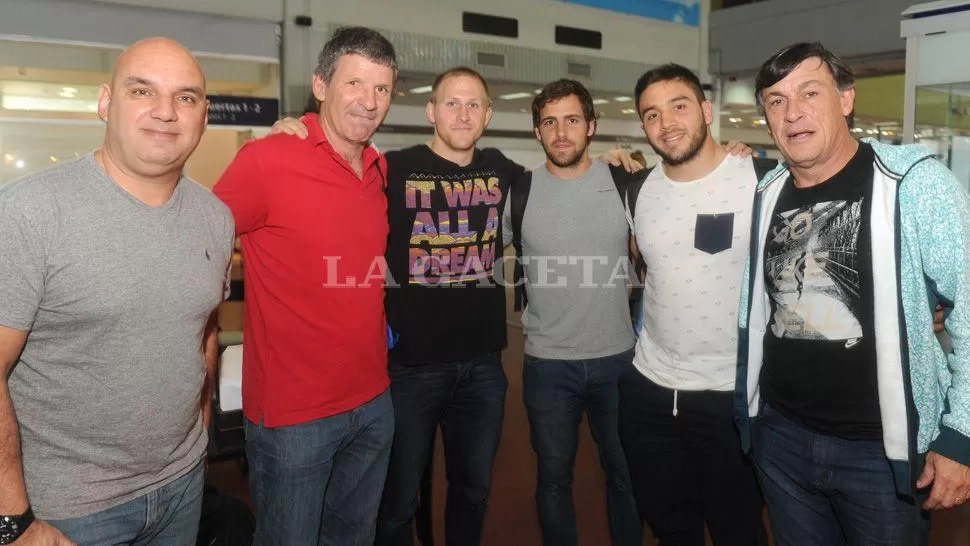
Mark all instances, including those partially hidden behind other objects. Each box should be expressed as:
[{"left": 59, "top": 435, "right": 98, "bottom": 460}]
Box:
[{"left": 214, "top": 114, "right": 389, "bottom": 427}]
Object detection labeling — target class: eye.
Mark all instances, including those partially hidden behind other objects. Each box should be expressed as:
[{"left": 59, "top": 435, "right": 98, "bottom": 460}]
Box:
[
  {"left": 645, "top": 112, "right": 657, "bottom": 121},
  {"left": 805, "top": 91, "right": 818, "bottom": 99},
  {"left": 468, "top": 102, "right": 480, "bottom": 110},
  {"left": 542, "top": 119, "right": 554, "bottom": 127},
  {"left": 131, "top": 88, "right": 151, "bottom": 97},
  {"left": 768, "top": 98, "right": 783, "bottom": 108},
  {"left": 376, "top": 85, "right": 390, "bottom": 95},
  {"left": 445, "top": 100, "right": 457, "bottom": 108},
  {"left": 675, "top": 103, "right": 686, "bottom": 111},
  {"left": 177, "top": 95, "right": 197, "bottom": 104}
]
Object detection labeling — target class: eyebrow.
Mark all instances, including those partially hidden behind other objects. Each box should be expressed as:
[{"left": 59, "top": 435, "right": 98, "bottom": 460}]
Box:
[
  {"left": 122, "top": 76, "right": 203, "bottom": 96},
  {"left": 766, "top": 79, "right": 825, "bottom": 97},
  {"left": 640, "top": 94, "right": 691, "bottom": 115}
]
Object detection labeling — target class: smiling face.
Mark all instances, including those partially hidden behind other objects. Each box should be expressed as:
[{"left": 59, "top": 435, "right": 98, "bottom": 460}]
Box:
[
  {"left": 98, "top": 38, "right": 208, "bottom": 179},
  {"left": 427, "top": 73, "right": 492, "bottom": 155},
  {"left": 313, "top": 53, "right": 395, "bottom": 149},
  {"left": 760, "top": 56, "right": 855, "bottom": 170},
  {"left": 534, "top": 94, "right": 595, "bottom": 169},
  {"left": 638, "top": 79, "right": 711, "bottom": 166}
]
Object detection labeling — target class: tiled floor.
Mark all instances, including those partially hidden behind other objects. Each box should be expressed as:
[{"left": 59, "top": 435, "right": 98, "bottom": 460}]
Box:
[{"left": 207, "top": 323, "right": 970, "bottom": 545}]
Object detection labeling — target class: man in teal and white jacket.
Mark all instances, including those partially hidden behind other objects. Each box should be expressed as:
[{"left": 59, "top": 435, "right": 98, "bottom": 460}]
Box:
[{"left": 736, "top": 42, "right": 970, "bottom": 546}]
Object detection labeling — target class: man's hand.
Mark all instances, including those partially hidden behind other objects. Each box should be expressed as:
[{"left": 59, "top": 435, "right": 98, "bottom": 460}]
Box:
[
  {"left": 270, "top": 117, "right": 308, "bottom": 139},
  {"left": 934, "top": 304, "right": 946, "bottom": 334},
  {"left": 722, "top": 141, "right": 754, "bottom": 158},
  {"left": 16, "top": 520, "right": 76, "bottom": 545},
  {"left": 917, "top": 450, "right": 970, "bottom": 510},
  {"left": 598, "top": 149, "right": 644, "bottom": 173}
]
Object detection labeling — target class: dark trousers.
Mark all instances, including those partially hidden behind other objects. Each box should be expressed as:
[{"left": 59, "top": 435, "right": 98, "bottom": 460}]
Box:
[
  {"left": 751, "top": 402, "right": 930, "bottom": 546},
  {"left": 375, "top": 352, "right": 507, "bottom": 546},
  {"left": 618, "top": 370, "right": 766, "bottom": 546}
]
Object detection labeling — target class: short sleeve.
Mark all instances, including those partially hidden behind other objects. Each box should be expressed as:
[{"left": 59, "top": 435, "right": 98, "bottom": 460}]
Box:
[
  {"left": 213, "top": 141, "right": 269, "bottom": 235},
  {"left": 0, "top": 185, "right": 51, "bottom": 331}
]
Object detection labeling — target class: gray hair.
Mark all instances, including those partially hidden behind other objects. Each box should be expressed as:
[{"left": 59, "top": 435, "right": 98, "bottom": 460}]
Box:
[{"left": 313, "top": 26, "right": 398, "bottom": 84}]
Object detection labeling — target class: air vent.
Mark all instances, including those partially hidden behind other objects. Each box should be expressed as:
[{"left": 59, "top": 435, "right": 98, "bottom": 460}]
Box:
[
  {"left": 476, "top": 52, "right": 506, "bottom": 67},
  {"left": 463, "top": 12, "right": 519, "bottom": 38},
  {"left": 567, "top": 62, "right": 592, "bottom": 79},
  {"left": 556, "top": 25, "right": 602, "bottom": 50}
]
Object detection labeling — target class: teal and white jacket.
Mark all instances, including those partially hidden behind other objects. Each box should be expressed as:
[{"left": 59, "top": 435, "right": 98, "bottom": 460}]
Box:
[{"left": 735, "top": 138, "right": 970, "bottom": 494}]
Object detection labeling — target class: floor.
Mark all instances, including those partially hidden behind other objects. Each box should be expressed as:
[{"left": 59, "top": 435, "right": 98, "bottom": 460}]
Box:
[{"left": 206, "top": 323, "right": 970, "bottom": 545}]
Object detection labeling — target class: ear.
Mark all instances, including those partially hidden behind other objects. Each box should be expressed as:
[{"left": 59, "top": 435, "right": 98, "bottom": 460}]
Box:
[
  {"left": 483, "top": 104, "right": 494, "bottom": 129},
  {"left": 425, "top": 100, "right": 435, "bottom": 125},
  {"left": 97, "top": 83, "right": 111, "bottom": 123},
  {"left": 534, "top": 127, "right": 541, "bottom": 142},
  {"left": 202, "top": 98, "right": 210, "bottom": 132},
  {"left": 840, "top": 86, "right": 855, "bottom": 118},
  {"left": 311, "top": 73, "right": 328, "bottom": 104},
  {"left": 702, "top": 100, "right": 714, "bottom": 126},
  {"left": 587, "top": 119, "right": 596, "bottom": 138}
]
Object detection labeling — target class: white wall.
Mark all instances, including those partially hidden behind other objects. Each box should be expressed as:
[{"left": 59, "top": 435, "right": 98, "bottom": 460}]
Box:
[
  {"left": 85, "top": 0, "right": 283, "bottom": 21},
  {"left": 287, "top": 0, "right": 698, "bottom": 67}
]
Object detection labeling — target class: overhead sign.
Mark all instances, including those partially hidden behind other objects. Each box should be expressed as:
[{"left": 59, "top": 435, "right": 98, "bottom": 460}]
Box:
[
  {"left": 207, "top": 96, "right": 279, "bottom": 127},
  {"left": 564, "top": 0, "right": 699, "bottom": 27}
]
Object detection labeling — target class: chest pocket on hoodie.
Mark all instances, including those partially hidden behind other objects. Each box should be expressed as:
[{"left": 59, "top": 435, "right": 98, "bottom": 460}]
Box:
[{"left": 694, "top": 213, "right": 734, "bottom": 255}]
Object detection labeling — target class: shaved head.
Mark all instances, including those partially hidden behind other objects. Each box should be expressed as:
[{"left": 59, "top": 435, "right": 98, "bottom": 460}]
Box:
[
  {"left": 112, "top": 38, "right": 204, "bottom": 89},
  {"left": 97, "top": 37, "right": 209, "bottom": 185}
]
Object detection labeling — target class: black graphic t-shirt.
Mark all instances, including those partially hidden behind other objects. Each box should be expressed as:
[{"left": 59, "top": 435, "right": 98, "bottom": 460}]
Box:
[
  {"left": 761, "top": 142, "right": 882, "bottom": 440},
  {"left": 385, "top": 145, "right": 526, "bottom": 366}
]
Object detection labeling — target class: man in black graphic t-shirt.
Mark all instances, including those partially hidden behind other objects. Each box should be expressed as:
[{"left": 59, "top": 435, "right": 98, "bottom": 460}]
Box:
[
  {"left": 738, "top": 42, "right": 970, "bottom": 546},
  {"left": 762, "top": 142, "right": 881, "bottom": 440}
]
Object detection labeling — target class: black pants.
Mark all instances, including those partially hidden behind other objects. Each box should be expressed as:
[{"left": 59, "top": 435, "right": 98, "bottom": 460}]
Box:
[{"left": 618, "top": 369, "right": 766, "bottom": 546}]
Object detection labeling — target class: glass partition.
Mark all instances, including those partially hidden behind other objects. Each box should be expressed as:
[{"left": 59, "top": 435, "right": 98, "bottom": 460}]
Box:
[{"left": 915, "top": 82, "right": 970, "bottom": 193}]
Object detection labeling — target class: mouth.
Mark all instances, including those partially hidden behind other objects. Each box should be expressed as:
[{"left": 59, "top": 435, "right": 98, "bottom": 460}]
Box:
[
  {"left": 786, "top": 130, "right": 814, "bottom": 142},
  {"left": 553, "top": 140, "right": 573, "bottom": 150},
  {"left": 661, "top": 132, "right": 685, "bottom": 145},
  {"left": 142, "top": 129, "right": 179, "bottom": 140}
]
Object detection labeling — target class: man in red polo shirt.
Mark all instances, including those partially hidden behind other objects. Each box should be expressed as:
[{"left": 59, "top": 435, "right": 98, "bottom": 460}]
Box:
[{"left": 213, "top": 26, "right": 396, "bottom": 546}]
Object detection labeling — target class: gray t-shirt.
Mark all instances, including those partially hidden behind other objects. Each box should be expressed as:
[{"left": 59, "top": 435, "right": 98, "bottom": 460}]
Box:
[
  {"left": 503, "top": 162, "right": 635, "bottom": 359},
  {"left": 0, "top": 155, "right": 234, "bottom": 519}
]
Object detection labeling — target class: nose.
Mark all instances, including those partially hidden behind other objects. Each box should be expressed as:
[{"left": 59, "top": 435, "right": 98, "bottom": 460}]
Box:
[
  {"left": 359, "top": 87, "right": 378, "bottom": 111},
  {"left": 659, "top": 112, "right": 675, "bottom": 131},
  {"left": 457, "top": 104, "right": 471, "bottom": 121},
  {"left": 784, "top": 97, "right": 806, "bottom": 123},
  {"left": 151, "top": 95, "right": 178, "bottom": 122},
  {"left": 555, "top": 122, "right": 568, "bottom": 138}
]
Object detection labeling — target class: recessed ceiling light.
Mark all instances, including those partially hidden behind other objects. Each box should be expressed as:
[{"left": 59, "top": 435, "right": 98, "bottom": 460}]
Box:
[
  {"left": 15, "top": 160, "right": 24, "bottom": 169},
  {"left": 498, "top": 92, "right": 533, "bottom": 100},
  {"left": 592, "top": 99, "right": 609, "bottom": 105},
  {"left": 729, "top": 117, "right": 742, "bottom": 123},
  {"left": 59, "top": 87, "right": 78, "bottom": 98},
  {"left": 756, "top": 119, "right": 766, "bottom": 125},
  {"left": 534, "top": 89, "right": 542, "bottom": 94},
  {"left": 613, "top": 96, "right": 633, "bottom": 102},
  {"left": 621, "top": 108, "right": 636, "bottom": 114},
  {"left": 409, "top": 85, "right": 432, "bottom": 94}
]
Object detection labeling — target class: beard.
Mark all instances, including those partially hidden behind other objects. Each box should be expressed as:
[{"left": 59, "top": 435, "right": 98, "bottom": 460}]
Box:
[
  {"left": 542, "top": 138, "right": 590, "bottom": 169},
  {"left": 650, "top": 121, "right": 707, "bottom": 166}
]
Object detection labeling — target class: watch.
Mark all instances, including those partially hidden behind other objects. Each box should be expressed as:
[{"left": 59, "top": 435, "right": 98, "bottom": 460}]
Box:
[{"left": 0, "top": 506, "right": 34, "bottom": 544}]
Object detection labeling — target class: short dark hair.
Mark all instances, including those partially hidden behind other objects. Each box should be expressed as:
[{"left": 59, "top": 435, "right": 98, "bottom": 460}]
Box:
[
  {"left": 532, "top": 79, "right": 595, "bottom": 128},
  {"left": 430, "top": 67, "right": 491, "bottom": 104},
  {"left": 755, "top": 41, "right": 855, "bottom": 127},
  {"left": 313, "top": 26, "right": 398, "bottom": 84},
  {"left": 634, "top": 63, "right": 706, "bottom": 115}
]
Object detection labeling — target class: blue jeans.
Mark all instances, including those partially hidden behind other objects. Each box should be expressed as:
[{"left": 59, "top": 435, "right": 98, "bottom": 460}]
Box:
[
  {"left": 751, "top": 402, "right": 930, "bottom": 546},
  {"left": 48, "top": 461, "right": 203, "bottom": 546},
  {"left": 376, "top": 351, "right": 507, "bottom": 546},
  {"left": 245, "top": 389, "right": 394, "bottom": 546},
  {"left": 523, "top": 348, "right": 641, "bottom": 546}
]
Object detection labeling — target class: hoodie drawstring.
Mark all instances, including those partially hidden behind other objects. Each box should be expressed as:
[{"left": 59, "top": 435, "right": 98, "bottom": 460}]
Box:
[{"left": 672, "top": 389, "right": 679, "bottom": 417}]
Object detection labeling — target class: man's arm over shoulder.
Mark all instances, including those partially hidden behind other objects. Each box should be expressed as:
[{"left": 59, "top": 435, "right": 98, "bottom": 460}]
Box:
[
  {"left": 212, "top": 141, "right": 270, "bottom": 236},
  {"left": 904, "top": 159, "right": 970, "bottom": 458}
]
